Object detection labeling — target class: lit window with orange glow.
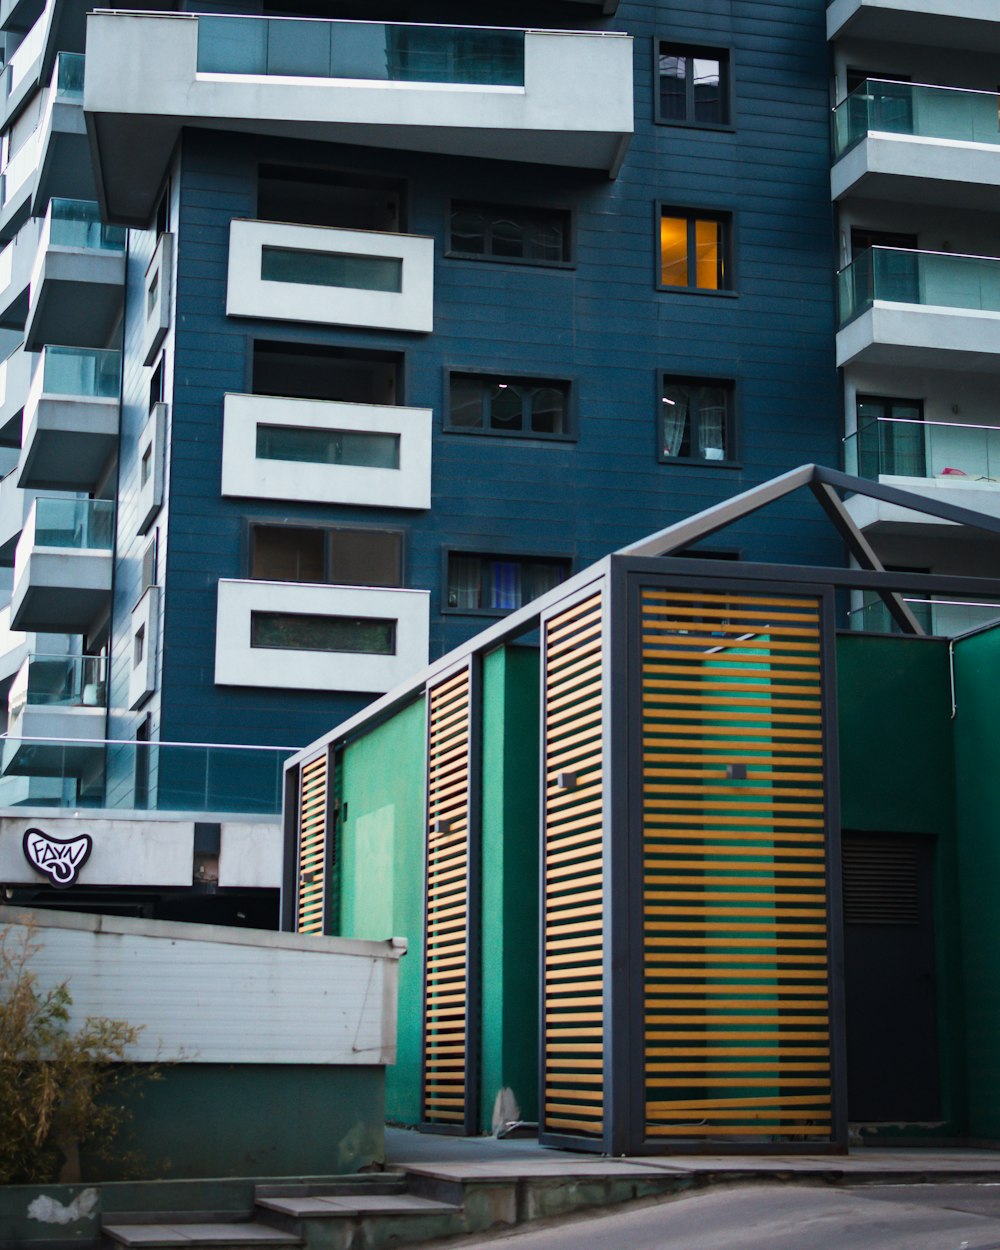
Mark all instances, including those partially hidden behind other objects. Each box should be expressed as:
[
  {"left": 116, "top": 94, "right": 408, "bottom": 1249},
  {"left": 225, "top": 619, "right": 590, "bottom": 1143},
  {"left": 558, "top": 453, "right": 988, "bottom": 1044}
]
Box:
[{"left": 659, "top": 210, "right": 731, "bottom": 292}]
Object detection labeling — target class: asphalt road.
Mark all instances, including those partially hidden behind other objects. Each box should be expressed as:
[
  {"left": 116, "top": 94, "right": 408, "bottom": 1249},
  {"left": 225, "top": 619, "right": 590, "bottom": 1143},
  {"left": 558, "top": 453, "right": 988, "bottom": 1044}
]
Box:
[{"left": 473, "top": 1183, "right": 1000, "bottom": 1250}]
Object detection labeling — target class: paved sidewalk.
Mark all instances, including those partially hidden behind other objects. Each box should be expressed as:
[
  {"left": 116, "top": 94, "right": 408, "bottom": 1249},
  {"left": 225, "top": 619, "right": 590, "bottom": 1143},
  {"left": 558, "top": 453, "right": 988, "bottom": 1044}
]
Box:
[{"left": 385, "top": 1126, "right": 1000, "bottom": 1186}]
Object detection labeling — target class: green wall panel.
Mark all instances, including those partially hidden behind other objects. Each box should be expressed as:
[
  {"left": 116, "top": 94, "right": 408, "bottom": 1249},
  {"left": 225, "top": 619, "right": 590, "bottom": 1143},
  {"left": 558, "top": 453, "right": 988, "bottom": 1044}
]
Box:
[
  {"left": 340, "top": 697, "right": 427, "bottom": 1126},
  {"left": 836, "top": 633, "right": 964, "bottom": 1137},
  {"left": 83, "top": 1065, "right": 384, "bottom": 1181},
  {"left": 480, "top": 645, "right": 540, "bottom": 1132},
  {"left": 953, "top": 626, "right": 1000, "bottom": 1137}
]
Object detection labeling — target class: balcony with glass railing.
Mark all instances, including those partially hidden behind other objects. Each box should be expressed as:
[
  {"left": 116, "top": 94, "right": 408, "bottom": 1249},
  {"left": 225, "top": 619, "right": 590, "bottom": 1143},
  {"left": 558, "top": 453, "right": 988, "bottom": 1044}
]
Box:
[
  {"left": 5, "top": 652, "right": 107, "bottom": 768},
  {"left": 0, "top": 215, "right": 40, "bottom": 330},
  {"left": 0, "top": 734, "right": 294, "bottom": 813},
  {"left": 3, "top": 1, "right": 48, "bottom": 111},
  {"left": 849, "top": 597, "right": 1000, "bottom": 638},
  {"left": 836, "top": 246, "right": 1000, "bottom": 370},
  {"left": 84, "top": 11, "right": 634, "bottom": 221},
  {"left": 10, "top": 495, "right": 114, "bottom": 633},
  {"left": 19, "top": 345, "right": 121, "bottom": 491},
  {"left": 25, "top": 199, "right": 125, "bottom": 352},
  {"left": 832, "top": 79, "right": 1000, "bottom": 206}
]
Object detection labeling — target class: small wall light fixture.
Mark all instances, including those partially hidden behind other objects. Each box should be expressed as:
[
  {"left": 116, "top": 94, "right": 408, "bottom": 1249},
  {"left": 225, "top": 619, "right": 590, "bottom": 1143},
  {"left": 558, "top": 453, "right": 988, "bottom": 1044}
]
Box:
[
  {"left": 431, "top": 818, "right": 451, "bottom": 835},
  {"left": 556, "top": 772, "right": 578, "bottom": 792},
  {"left": 726, "top": 763, "right": 748, "bottom": 780}
]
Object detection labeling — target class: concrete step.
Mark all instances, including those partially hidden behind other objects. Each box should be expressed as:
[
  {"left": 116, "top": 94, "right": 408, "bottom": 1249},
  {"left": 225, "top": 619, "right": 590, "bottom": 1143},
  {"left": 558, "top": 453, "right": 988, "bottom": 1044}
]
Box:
[
  {"left": 254, "top": 1174, "right": 409, "bottom": 1200},
  {"left": 256, "top": 1194, "right": 461, "bottom": 1219},
  {"left": 103, "top": 1222, "right": 302, "bottom": 1250}
]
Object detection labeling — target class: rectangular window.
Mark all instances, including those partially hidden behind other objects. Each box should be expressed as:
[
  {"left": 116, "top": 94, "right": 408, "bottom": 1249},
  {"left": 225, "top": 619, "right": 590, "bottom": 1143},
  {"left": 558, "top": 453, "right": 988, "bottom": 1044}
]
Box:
[
  {"left": 448, "top": 201, "right": 570, "bottom": 265},
  {"left": 446, "top": 552, "right": 570, "bottom": 613},
  {"left": 255, "top": 424, "right": 400, "bottom": 470},
  {"left": 250, "top": 524, "right": 402, "bottom": 588},
  {"left": 447, "top": 373, "right": 571, "bottom": 439},
  {"left": 660, "top": 376, "right": 736, "bottom": 464},
  {"left": 856, "top": 395, "right": 925, "bottom": 478},
  {"left": 252, "top": 341, "right": 401, "bottom": 406},
  {"left": 658, "top": 43, "right": 729, "bottom": 126},
  {"left": 660, "top": 209, "right": 731, "bottom": 292},
  {"left": 260, "top": 246, "right": 403, "bottom": 293},
  {"left": 250, "top": 612, "right": 396, "bottom": 655},
  {"left": 258, "top": 164, "right": 403, "bottom": 233}
]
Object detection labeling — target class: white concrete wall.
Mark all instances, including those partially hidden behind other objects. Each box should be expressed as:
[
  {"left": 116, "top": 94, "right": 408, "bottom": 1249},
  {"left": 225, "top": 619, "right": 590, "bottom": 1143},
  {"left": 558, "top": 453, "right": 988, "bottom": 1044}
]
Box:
[{"left": 0, "top": 905, "right": 405, "bottom": 1064}]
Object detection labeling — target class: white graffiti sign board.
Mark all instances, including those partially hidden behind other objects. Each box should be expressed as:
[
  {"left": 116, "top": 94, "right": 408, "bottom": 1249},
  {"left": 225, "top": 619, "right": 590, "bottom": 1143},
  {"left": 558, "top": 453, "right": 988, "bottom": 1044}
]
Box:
[{"left": 22, "top": 828, "right": 93, "bottom": 888}]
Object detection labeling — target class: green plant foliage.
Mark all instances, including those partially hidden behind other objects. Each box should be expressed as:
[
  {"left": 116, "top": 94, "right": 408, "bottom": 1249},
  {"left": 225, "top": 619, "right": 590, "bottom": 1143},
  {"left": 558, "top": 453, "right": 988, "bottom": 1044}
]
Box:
[{"left": 0, "top": 917, "right": 150, "bottom": 1184}]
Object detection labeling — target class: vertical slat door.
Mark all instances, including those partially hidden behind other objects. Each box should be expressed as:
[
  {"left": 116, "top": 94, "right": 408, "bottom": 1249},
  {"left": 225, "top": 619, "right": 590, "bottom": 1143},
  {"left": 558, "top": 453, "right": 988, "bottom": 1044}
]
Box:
[
  {"left": 296, "top": 751, "right": 328, "bottom": 935},
  {"left": 640, "top": 588, "right": 837, "bottom": 1144},
  {"left": 541, "top": 591, "right": 606, "bottom": 1145},
  {"left": 422, "top": 665, "right": 477, "bottom": 1131}
]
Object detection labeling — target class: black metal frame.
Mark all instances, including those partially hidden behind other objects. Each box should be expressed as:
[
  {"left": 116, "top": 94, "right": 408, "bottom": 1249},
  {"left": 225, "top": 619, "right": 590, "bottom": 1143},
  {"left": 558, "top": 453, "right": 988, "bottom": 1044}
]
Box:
[
  {"left": 419, "top": 655, "right": 482, "bottom": 1137},
  {"left": 618, "top": 562, "right": 848, "bottom": 1154},
  {"left": 278, "top": 760, "right": 299, "bottom": 933}
]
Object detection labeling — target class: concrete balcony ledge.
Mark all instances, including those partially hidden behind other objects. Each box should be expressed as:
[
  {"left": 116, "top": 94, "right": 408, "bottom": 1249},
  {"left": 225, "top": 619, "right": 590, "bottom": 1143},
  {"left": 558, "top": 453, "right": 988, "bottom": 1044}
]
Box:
[
  {"left": 833, "top": 132, "right": 1000, "bottom": 211},
  {"left": 214, "top": 578, "right": 430, "bottom": 694},
  {"left": 227, "top": 219, "right": 434, "bottom": 334},
  {"left": 24, "top": 236, "right": 125, "bottom": 351},
  {"left": 10, "top": 497, "right": 113, "bottom": 632},
  {"left": 84, "top": 11, "right": 634, "bottom": 224},
  {"left": 844, "top": 478, "right": 1000, "bottom": 538},
  {"left": 837, "top": 303, "right": 1000, "bottom": 372},
  {"left": 0, "top": 470, "right": 35, "bottom": 564},
  {"left": 221, "top": 392, "right": 432, "bottom": 509},
  {"left": 828, "top": 0, "right": 1000, "bottom": 53},
  {"left": 18, "top": 390, "right": 119, "bottom": 489},
  {"left": 0, "top": 344, "right": 33, "bottom": 447},
  {"left": 0, "top": 216, "right": 40, "bottom": 330}
]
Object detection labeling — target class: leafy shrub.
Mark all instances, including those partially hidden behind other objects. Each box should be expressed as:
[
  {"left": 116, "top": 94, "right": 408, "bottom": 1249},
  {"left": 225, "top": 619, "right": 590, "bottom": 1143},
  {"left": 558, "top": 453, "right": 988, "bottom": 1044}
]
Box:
[{"left": 0, "top": 917, "right": 148, "bottom": 1184}]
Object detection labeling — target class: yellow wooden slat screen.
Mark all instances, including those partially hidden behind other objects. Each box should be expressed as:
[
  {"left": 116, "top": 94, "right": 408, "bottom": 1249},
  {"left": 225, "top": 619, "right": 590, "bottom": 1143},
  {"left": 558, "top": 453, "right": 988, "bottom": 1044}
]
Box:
[
  {"left": 641, "top": 588, "right": 833, "bottom": 1141},
  {"left": 543, "top": 592, "right": 605, "bottom": 1138},
  {"left": 296, "top": 752, "right": 328, "bottom": 935},
  {"left": 423, "top": 666, "right": 473, "bottom": 1126}
]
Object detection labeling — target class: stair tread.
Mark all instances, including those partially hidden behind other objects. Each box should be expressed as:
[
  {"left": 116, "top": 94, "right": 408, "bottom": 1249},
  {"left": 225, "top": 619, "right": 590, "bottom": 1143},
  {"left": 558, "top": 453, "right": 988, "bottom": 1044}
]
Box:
[
  {"left": 105, "top": 1223, "right": 302, "bottom": 1247},
  {"left": 257, "top": 1194, "right": 461, "bottom": 1218}
]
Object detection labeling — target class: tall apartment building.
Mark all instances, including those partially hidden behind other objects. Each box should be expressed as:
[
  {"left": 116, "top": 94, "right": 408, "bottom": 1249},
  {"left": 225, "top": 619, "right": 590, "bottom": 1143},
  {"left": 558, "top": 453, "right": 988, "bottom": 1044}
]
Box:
[
  {"left": 829, "top": 2, "right": 1000, "bottom": 633},
  {"left": 0, "top": 0, "right": 850, "bottom": 831}
]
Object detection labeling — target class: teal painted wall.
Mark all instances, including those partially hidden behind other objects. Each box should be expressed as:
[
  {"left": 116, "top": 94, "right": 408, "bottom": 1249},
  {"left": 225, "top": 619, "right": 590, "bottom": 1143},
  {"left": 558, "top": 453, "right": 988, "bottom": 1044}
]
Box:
[
  {"left": 953, "top": 626, "right": 1000, "bottom": 1137},
  {"left": 82, "top": 1065, "right": 384, "bottom": 1181},
  {"left": 480, "top": 645, "right": 540, "bottom": 1132},
  {"left": 339, "top": 697, "right": 427, "bottom": 1126},
  {"left": 836, "top": 634, "right": 964, "bottom": 1136}
]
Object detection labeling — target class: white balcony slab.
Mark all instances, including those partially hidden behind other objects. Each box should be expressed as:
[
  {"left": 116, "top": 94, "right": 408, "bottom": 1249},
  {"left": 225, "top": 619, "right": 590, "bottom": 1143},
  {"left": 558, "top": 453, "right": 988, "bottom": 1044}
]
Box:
[
  {"left": 0, "top": 343, "right": 33, "bottom": 446},
  {"left": 24, "top": 240, "right": 124, "bottom": 351},
  {"left": 84, "top": 12, "right": 634, "bottom": 224},
  {"left": 0, "top": 469, "right": 35, "bottom": 563},
  {"left": 833, "top": 133, "right": 1000, "bottom": 211},
  {"left": 0, "top": 214, "right": 39, "bottom": 329},
  {"left": 837, "top": 304, "right": 1000, "bottom": 372},
  {"left": 828, "top": 0, "right": 1000, "bottom": 53},
  {"left": 6, "top": 702, "right": 106, "bottom": 776},
  {"left": 214, "top": 578, "right": 430, "bottom": 694},
  {"left": 844, "top": 476, "right": 1000, "bottom": 538},
  {"left": 227, "top": 219, "right": 433, "bottom": 334},
  {"left": 221, "top": 392, "right": 432, "bottom": 509},
  {"left": 18, "top": 390, "right": 119, "bottom": 490}
]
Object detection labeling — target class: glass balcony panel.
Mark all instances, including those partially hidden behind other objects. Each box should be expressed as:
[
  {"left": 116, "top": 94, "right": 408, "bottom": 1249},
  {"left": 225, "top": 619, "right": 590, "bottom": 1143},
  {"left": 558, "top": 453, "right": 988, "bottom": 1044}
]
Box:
[
  {"left": 54, "top": 51, "right": 84, "bottom": 99},
  {"left": 40, "top": 345, "right": 121, "bottom": 398},
  {"left": 197, "top": 16, "right": 525, "bottom": 87},
  {"left": 833, "top": 79, "right": 1000, "bottom": 159},
  {"left": 0, "top": 737, "right": 292, "bottom": 813},
  {"left": 0, "top": 129, "right": 39, "bottom": 205},
  {"left": 33, "top": 496, "right": 114, "bottom": 549},
  {"left": 850, "top": 597, "right": 1000, "bottom": 636},
  {"left": 11, "top": 653, "right": 105, "bottom": 711},
  {"left": 838, "top": 248, "right": 1000, "bottom": 325},
  {"left": 48, "top": 199, "right": 126, "bottom": 251},
  {"left": 845, "top": 417, "right": 1000, "bottom": 482}
]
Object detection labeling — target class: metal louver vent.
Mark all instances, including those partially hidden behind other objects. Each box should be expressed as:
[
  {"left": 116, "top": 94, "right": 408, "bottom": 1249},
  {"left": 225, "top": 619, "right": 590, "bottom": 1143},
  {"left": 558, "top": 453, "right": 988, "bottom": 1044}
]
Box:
[{"left": 842, "top": 840, "right": 919, "bottom": 925}]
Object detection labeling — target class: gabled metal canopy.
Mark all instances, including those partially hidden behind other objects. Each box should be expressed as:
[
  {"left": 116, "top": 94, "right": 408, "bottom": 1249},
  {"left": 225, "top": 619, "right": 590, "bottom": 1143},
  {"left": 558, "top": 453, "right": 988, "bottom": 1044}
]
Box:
[
  {"left": 618, "top": 463, "right": 1000, "bottom": 637},
  {"left": 287, "top": 464, "right": 1000, "bottom": 767}
]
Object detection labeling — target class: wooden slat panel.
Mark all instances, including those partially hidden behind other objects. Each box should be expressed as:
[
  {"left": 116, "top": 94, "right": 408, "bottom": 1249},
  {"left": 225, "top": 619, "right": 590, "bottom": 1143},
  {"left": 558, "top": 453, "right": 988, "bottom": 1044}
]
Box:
[
  {"left": 543, "top": 592, "right": 604, "bottom": 1142},
  {"left": 641, "top": 587, "right": 834, "bottom": 1144},
  {"left": 423, "top": 666, "right": 473, "bottom": 1128},
  {"left": 296, "top": 753, "right": 327, "bottom": 935}
]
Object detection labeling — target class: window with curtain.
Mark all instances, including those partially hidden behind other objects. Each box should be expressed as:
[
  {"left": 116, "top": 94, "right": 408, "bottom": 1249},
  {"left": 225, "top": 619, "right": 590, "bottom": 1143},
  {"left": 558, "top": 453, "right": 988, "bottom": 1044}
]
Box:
[
  {"left": 449, "top": 201, "right": 570, "bottom": 265},
  {"left": 447, "top": 373, "right": 571, "bottom": 440},
  {"left": 659, "top": 377, "right": 736, "bottom": 464},
  {"left": 446, "top": 552, "right": 571, "bottom": 613}
]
